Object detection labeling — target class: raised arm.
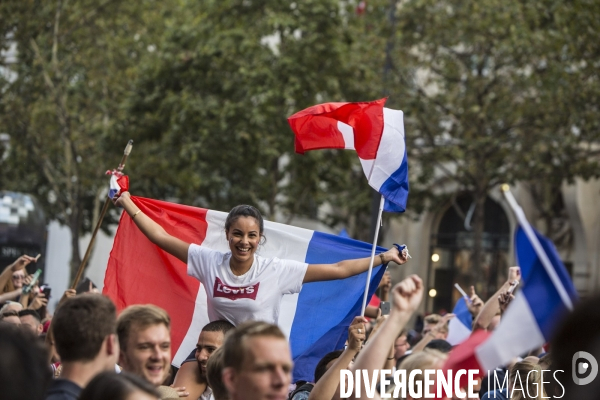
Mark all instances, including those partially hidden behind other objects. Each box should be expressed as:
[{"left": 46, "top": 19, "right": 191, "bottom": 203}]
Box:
[
  {"left": 115, "top": 192, "right": 190, "bottom": 263},
  {"left": 303, "top": 247, "right": 408, "bottom": 283},
  {"left": 308, "top": 316, "right": 367, "bottom": 400},
  {"left": 0, "top": 255, "right": 36, "bottom": 294},
  {"left": 473, "top": 267, "right": 520, "bottom": 330},
  {"left": 350, "top": 276, "right": 424, "bottom": 400}
]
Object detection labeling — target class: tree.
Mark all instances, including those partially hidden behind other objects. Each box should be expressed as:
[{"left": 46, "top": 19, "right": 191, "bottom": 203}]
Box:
[
  {"left": 0, "top": 0, "right": 174, "bottom": 280},
  {"left": 388, "top": 0, "right": 600, "bottom": 296},
  {"left": 125, "top": 0, "right": 387, "bottom": 240}
]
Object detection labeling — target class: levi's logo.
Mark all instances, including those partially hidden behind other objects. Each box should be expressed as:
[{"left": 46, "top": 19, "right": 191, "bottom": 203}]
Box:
[{"left": 213, "top": 277, "right": 259, "bottom": 301}]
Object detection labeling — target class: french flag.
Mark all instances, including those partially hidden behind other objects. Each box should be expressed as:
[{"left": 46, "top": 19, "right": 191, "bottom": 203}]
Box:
[
  {"left": 446, "top": 298, "right": 472, "bottom": 346},
  {"left": 103, "top": 196, "right": 386, "bottom": 382},
  {"left": 288, "top": 98, "right": 409, "bottom": 212},
  {"left": 475, "top": 226, "right": 577, "bottom": 370},
  {"left": 442, "top": 225, "right": 577, "bottom": 381}
]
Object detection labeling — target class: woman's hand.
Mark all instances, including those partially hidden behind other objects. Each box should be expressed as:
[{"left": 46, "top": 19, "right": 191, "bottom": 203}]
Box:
[
  {"left": 381, "top": 246, "right": 409, "bottom": 266},
  {"left": 114, "top": 191, "right": 131, "bottom": 207}
]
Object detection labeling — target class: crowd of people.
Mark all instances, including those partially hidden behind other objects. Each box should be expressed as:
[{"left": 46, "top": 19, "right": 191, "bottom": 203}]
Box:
[{"left": 1, "top": 199, "right": 599, "bottom": 400}]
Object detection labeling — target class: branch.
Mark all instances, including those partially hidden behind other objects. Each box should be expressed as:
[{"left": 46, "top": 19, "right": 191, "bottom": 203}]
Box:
[{"left": 52, "top": 0, "right": 63, "bottom": 73}]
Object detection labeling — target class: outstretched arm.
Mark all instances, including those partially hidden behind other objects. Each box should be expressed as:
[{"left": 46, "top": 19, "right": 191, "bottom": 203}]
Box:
[
  {"left": 350, "top": 276, "right": 424, "bottom": 400},
  {"left": 0, "top": 255, "right": 37, "bottom": 294},
  {"left": 115, "top": 192, "right": 190, "bottom": 263},
  {"left": 303, "top": 247, "right": 408, "bottom": 283}
]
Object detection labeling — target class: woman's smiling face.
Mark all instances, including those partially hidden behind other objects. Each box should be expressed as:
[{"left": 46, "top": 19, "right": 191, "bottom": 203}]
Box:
[{"left": 226, "top": 216, "right": 262, "bottom": 265}]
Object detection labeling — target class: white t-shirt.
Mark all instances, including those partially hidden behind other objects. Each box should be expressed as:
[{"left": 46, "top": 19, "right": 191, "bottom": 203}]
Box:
[
  {"left": 187, "top": 244, "right": 308, "bottom": 325},
  {"left": 199, "top": 387, "right": 213, "bottom": 400}
]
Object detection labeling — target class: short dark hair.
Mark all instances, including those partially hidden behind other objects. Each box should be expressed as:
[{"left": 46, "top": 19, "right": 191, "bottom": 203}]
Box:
[
  {"left": 424, "top": 339, "right": 452, "bottom": 353},
  {"left": 225, "top": 205, "right": 264, "bottom": 235},
  {"left": 550, "top": 293, "right": 600, "bottom": 398},
  {"left": 202, "top": 320, "right": 234, "bottom": 335},
  {"left": 79, "top": 371, "right": 160, "bottom": 400},
  {"left": 52, "top": 294, "right": 117, "bottom": 362},
  {"left": 117, "top": 305, "right": 170, "bottom": 352},
  {"left": 206, "top": 347, "right": 228, "bottom": 400},
  {"left": 18, "top": 309, "right": 41, "bottom": 323},
  {"left": 0, "top": 310, "right": 19, "bottom": 320},
  {"left": 314, "top": 350, "right": 344, "bottom": 383},
  {"left": 222, "top": 321, "right": 285, "bottom": 371},
  {"left": 0, "top": 324, "right": 51, "bottom": 400}
]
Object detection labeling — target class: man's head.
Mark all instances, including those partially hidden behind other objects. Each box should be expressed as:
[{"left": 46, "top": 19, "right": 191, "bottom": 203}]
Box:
[
  {"left": 550, "top": 293, "right": 600, "bottom": 399},
  {"left": 0, "top": 301, "right": 23, "bottom": 315},
  {"left": 206, "top": 347, "right": 228, "bottom": 400},
  {"left": 196, "top": 320, "right": 234, "bottom": 379},
  {"left": 52, "top": 294, "right": 119, "bottom": 368},
  {"left": 18, "top": 309, "right": 43, "bottom": 335},
  {"left": 423, "top": 314, "right": 448, "bottom": 339},
  {"left": 314, "top": 350, "right": 344, "bottom": 383},
  {"left": 117, "top": 304, "right": 171, "bottom": 386},
  {"left": 394, "top": 330, "right": 411, "bottom": 360},
  {"left": 222, "top": 321, "right": 292, "bottom": 400},
  {"left": 0, "top": 324, "right": 51, "bottom": 400},
  {"left": 0, "top": 310, "right": 21, "bottom": 326}
]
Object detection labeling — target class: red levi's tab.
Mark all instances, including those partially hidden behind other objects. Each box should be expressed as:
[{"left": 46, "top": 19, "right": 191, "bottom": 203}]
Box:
[{"left": 213, "top": 277, "right": 260, "bottom": 301}]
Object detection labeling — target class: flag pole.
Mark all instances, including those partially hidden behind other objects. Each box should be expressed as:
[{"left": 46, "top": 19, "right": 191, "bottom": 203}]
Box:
[
  {"left": 71, "top": 140, "right": 133, "bottom": 289},
  {"left": 500, "top": 184, "right": 573, "bottom": 310},
  {"left": 361, "top": 194, "right": 385, "bottom": 316}
]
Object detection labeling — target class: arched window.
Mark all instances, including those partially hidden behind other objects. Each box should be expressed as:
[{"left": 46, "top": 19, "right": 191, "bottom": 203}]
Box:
[{"left": 427, "top": 194, "right": 510, "bottom": 313}]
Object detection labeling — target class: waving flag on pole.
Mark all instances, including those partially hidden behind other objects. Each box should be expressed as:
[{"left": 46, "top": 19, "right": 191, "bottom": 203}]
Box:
[
  {"left": 103, "top": 196, "right": 386, "bottom": 382},
  {"left": 441, "top": 187, "right": 578, "bottom": 380},
  {"left": 475, "top": 225, "right": 577, "bottom": 370},
  {"left": 288, "top": 98, "right": 409, "bottom": 212}
]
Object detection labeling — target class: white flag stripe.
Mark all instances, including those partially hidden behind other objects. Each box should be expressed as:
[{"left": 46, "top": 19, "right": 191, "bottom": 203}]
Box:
[
  {"left": 337, "top": 121, "right": 355, "bottom": 150},
  {"left": 475, "top": 294, "right": 545, "bottom": 371}
]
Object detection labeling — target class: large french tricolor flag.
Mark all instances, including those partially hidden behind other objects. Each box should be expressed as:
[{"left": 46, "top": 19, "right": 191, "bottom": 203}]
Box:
[
  {"left": 103, "top": 196, "right": 385, "bottom": 382},
  {"left": 442, "top": 225, "right": 577, "bottom": 379},
  {"left": 288, "top": 98, "right": 409, "bottom": 212}
]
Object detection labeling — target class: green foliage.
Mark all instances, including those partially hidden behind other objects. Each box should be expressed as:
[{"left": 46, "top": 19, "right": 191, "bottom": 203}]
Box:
[
  {"left": 0, "top": 0, "right": 176, "bottom": 276},
  {"left": 124, "top": 0, "right": 387, "bottom": 240},
  {"left": 1, "top": 0, "right": 598, "bottom": 261}
]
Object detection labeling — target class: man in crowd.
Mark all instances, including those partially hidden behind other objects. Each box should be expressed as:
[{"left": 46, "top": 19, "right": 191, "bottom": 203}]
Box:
[
  {"left": 0, "top": 300, "right": 23, "bottom": 315},
  {"left": 19, "top": 309, "right": 43, "bottom": 335},
  {"left": 422, "top": 314, "right": 449, "bottom": 340},
  {"left": 0, "top": 309, "right": 21, "bottom": 325},
  {"left": 393, "top": 329, "right": 411, "bottom": 365},
  {"left": 117, "top": 304, "right": 172, "bottom": 387},
  {"left": 222, "top": 321, "right": 292, "bottom": 400},
  {"left": 0, "top": 324, "right": 51, "bottom": 400},
  {"left": 46, "top": 294, "right": 119, "bottom": 400},
  {"left": 173, "top": 320, "right": 235, "bottom": 400}
]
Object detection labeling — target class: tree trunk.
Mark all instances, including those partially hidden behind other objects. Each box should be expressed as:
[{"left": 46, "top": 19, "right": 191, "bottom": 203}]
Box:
[
  {"left": 68, "top": 209, "right": 82, "bottom": 283},
  {"left": 471, "top": 192, "right": 486, "bottom": 297}
]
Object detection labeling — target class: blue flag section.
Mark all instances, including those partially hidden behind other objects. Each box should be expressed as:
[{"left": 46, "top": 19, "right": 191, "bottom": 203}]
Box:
[
  {"left": 515, "top": 226, "right": 578, "bottom": 339},
  {"left": 290, "top": 231, "right": 387, "bottom": 382}
]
